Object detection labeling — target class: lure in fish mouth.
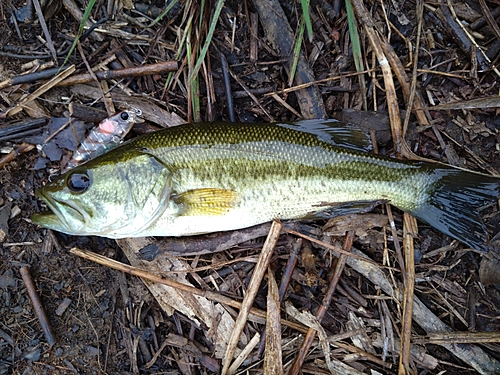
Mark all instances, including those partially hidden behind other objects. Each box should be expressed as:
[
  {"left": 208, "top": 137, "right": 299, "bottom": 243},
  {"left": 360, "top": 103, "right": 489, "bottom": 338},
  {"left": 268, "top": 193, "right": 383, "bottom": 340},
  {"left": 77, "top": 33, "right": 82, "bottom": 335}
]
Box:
[{"left": 32, "top": 119, "right": 500, "bottom": 252}]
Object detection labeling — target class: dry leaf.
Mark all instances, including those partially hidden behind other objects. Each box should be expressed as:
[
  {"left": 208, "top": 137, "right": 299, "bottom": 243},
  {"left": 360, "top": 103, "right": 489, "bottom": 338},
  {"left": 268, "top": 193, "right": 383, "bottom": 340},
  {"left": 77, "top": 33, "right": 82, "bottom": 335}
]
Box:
[
  {"left": 116, "top": 237, "right": 242, "bottom": 358},
  {"left": 264, "top": 269, "right": 283, "bottom": 374}
]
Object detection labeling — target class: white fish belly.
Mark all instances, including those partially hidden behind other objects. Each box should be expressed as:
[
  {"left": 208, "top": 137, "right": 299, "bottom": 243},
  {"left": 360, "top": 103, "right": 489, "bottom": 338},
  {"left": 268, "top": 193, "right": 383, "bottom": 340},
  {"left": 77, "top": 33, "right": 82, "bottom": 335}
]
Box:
[{"left": 138, "top": 176, "right": 427, "bottom": 237}]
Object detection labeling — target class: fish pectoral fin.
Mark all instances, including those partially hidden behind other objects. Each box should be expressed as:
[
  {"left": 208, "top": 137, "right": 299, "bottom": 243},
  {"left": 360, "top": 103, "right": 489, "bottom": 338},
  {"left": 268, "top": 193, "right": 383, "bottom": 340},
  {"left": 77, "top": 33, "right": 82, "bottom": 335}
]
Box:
[{"left": 174, "top": 188, "right": 240, "bottom": 216}]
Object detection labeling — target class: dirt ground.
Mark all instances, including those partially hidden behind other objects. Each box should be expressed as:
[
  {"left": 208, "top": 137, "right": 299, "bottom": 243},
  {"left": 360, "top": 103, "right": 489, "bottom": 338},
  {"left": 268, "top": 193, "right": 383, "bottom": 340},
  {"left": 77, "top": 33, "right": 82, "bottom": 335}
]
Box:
[{"left": 1, "top": 0, "right": 500, "bottom": 374}]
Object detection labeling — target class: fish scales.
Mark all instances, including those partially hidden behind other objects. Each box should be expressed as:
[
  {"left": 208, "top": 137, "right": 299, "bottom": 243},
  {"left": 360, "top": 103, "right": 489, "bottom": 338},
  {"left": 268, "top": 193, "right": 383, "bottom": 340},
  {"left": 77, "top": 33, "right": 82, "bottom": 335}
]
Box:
[
  {"left": 32, "top": 120, "right": 500, "bottom": 252},
  {"left": 131, "top": 123, "right": 430, "bottom": 212}
]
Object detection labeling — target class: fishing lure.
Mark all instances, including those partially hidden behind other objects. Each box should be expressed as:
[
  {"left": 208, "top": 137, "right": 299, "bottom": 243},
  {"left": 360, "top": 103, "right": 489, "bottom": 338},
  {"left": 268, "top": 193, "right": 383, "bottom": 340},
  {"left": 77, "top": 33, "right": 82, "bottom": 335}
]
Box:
[{"left": 63, "top": 109, "right": 141, "bottom": 172}]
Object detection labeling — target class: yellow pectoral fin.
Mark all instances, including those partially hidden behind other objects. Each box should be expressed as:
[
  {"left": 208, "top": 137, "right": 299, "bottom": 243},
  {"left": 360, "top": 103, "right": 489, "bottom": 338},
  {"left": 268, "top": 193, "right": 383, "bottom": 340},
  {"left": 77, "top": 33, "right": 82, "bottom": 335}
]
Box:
[{"left": 174, "top": 188, "right": 240, "bottom": 216}]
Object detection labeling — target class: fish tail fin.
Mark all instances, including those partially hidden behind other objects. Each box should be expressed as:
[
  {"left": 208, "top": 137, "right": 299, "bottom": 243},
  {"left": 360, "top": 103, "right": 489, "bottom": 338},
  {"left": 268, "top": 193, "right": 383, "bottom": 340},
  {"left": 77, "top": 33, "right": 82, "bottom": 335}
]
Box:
[{"left": 410, "top": 168, "right": 500, "bottom": 252}]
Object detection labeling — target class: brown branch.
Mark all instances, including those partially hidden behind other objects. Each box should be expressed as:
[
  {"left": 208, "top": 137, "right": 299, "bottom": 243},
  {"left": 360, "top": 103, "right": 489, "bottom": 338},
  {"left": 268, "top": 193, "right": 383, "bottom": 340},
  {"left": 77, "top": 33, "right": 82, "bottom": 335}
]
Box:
[
  {"left": 57, "top": 61, "right": 178, "bottom": 86},
  {"left": 32, "top": 0, "right": 57, "bottom": 62},
  {"left": 258, "top": 237, "right": 302, "bottom": 357},
  {"left": 19, "top": 266, "right": 56, "bottom": 347}
]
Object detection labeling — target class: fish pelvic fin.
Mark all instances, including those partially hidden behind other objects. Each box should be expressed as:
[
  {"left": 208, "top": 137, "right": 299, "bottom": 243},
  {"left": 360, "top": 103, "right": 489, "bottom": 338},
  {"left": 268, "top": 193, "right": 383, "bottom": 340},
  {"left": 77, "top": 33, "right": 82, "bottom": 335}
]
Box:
[
  {"left": 173, "top": 188, "right": 240, "bottom": 216},
  {"left": 410, "top": 168, "right": 500, "bottom": 252}
]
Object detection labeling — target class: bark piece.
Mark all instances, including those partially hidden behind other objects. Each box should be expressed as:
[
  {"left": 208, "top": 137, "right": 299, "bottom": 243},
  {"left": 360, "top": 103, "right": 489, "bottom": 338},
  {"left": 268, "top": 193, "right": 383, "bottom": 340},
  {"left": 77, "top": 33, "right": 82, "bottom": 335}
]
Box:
[{"left": 253, "top": 0, "right": 326, "bottom": 119}]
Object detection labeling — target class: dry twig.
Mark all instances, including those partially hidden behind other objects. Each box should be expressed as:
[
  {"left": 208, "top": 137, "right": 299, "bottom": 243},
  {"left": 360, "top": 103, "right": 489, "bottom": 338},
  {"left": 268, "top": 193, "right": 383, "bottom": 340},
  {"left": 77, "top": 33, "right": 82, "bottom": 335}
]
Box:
[
  {"left": 19, "top": 266, "right": 56, "bottom": 347},
  {"left": 69, "top": 245, "right": 307, "bottom": 334},
  {"left": 57, "top": 61, "right": 178, "bottom": 86},
  {"left": 221, "top": 220, "right": 283, "bottom": 375}
]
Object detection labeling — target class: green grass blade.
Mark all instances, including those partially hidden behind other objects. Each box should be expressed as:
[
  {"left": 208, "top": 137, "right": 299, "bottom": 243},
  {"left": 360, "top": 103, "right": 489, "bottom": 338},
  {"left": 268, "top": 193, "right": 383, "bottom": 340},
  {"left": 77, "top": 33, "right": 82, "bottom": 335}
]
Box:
[
  {"left": 149, "top": 0, "right": 180, "bottom": 27},
  {"left": 300, "top": 0, "right": 313, "bottom": 42},
  {"left": 345, "top": 0, "right": 367, "bottom": 110},
  {"left": 198, "top": 0, "right": 206, "bottom": 31},
  {"left": 164, "top": 13, "right": 194, "bottom": 91},
  {"left": 186, "top": 33, "right": 201, "bottom": 122},
  {"left": 61, "top": 0, "right": 97, "bottom": 67},
  {"left": 188, "top": 0, "right": 225, "bottom": 82},
  {"left": 288, "top": 18, "right": 305, "bottom": 87}
]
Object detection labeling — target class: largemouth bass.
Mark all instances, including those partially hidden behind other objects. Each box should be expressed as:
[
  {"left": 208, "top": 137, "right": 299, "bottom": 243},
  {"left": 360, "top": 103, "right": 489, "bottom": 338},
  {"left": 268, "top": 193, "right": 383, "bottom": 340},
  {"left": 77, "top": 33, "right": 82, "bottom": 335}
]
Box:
[{"left": 31, "top": 120, "right": 500, "bottom": 252}]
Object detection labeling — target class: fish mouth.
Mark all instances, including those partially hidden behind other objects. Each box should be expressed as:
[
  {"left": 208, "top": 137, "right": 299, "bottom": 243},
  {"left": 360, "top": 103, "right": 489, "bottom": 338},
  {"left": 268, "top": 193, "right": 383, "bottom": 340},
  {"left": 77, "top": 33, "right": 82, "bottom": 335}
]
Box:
[
  {"left": 31, "top": 211, "right": 67, "bottom": 231},
  {"left": 31, "top": 190, "right": 87, "bottom": 234}
]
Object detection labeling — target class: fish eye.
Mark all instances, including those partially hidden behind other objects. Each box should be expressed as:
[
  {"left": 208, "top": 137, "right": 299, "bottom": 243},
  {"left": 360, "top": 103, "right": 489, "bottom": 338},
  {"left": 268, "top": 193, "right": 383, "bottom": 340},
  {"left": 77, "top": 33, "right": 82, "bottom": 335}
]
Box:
[
  {"left": 120, "top": 112, "right": 129, "bottom": 121},
  {"left": 67, "top": 172, "right": 91, "bottom": 193}
]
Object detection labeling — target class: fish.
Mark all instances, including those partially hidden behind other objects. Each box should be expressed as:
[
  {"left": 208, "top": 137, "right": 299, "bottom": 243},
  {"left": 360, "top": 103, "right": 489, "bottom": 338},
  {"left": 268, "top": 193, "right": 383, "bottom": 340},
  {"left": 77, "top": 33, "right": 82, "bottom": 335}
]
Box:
[
  {"left": 63, "top": 109, "right": 142, "bottom": 172},
  {"left": 31, "top": 119, "right": 500, "bottom": 252}
]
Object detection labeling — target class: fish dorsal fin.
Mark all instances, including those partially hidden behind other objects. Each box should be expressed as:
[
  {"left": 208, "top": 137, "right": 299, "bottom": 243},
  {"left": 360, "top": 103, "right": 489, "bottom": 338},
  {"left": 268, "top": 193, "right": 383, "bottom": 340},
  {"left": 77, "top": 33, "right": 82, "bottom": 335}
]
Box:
[
  {"left": 277, "top": 119, "right": 373, "bottom": 152},
  {"left": 173, "top": 188, "right": 240, "bottom": 216}
]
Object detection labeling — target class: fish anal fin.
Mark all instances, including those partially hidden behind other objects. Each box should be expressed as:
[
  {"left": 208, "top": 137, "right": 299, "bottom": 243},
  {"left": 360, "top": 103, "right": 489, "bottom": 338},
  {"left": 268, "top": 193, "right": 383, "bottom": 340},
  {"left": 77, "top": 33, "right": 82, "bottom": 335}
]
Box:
[
  {"left": 174, "top": 188, "right": 240, "bottom": 216},
  {"left": 302, "top": 199, "right": 388, "bottom": 220}
]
